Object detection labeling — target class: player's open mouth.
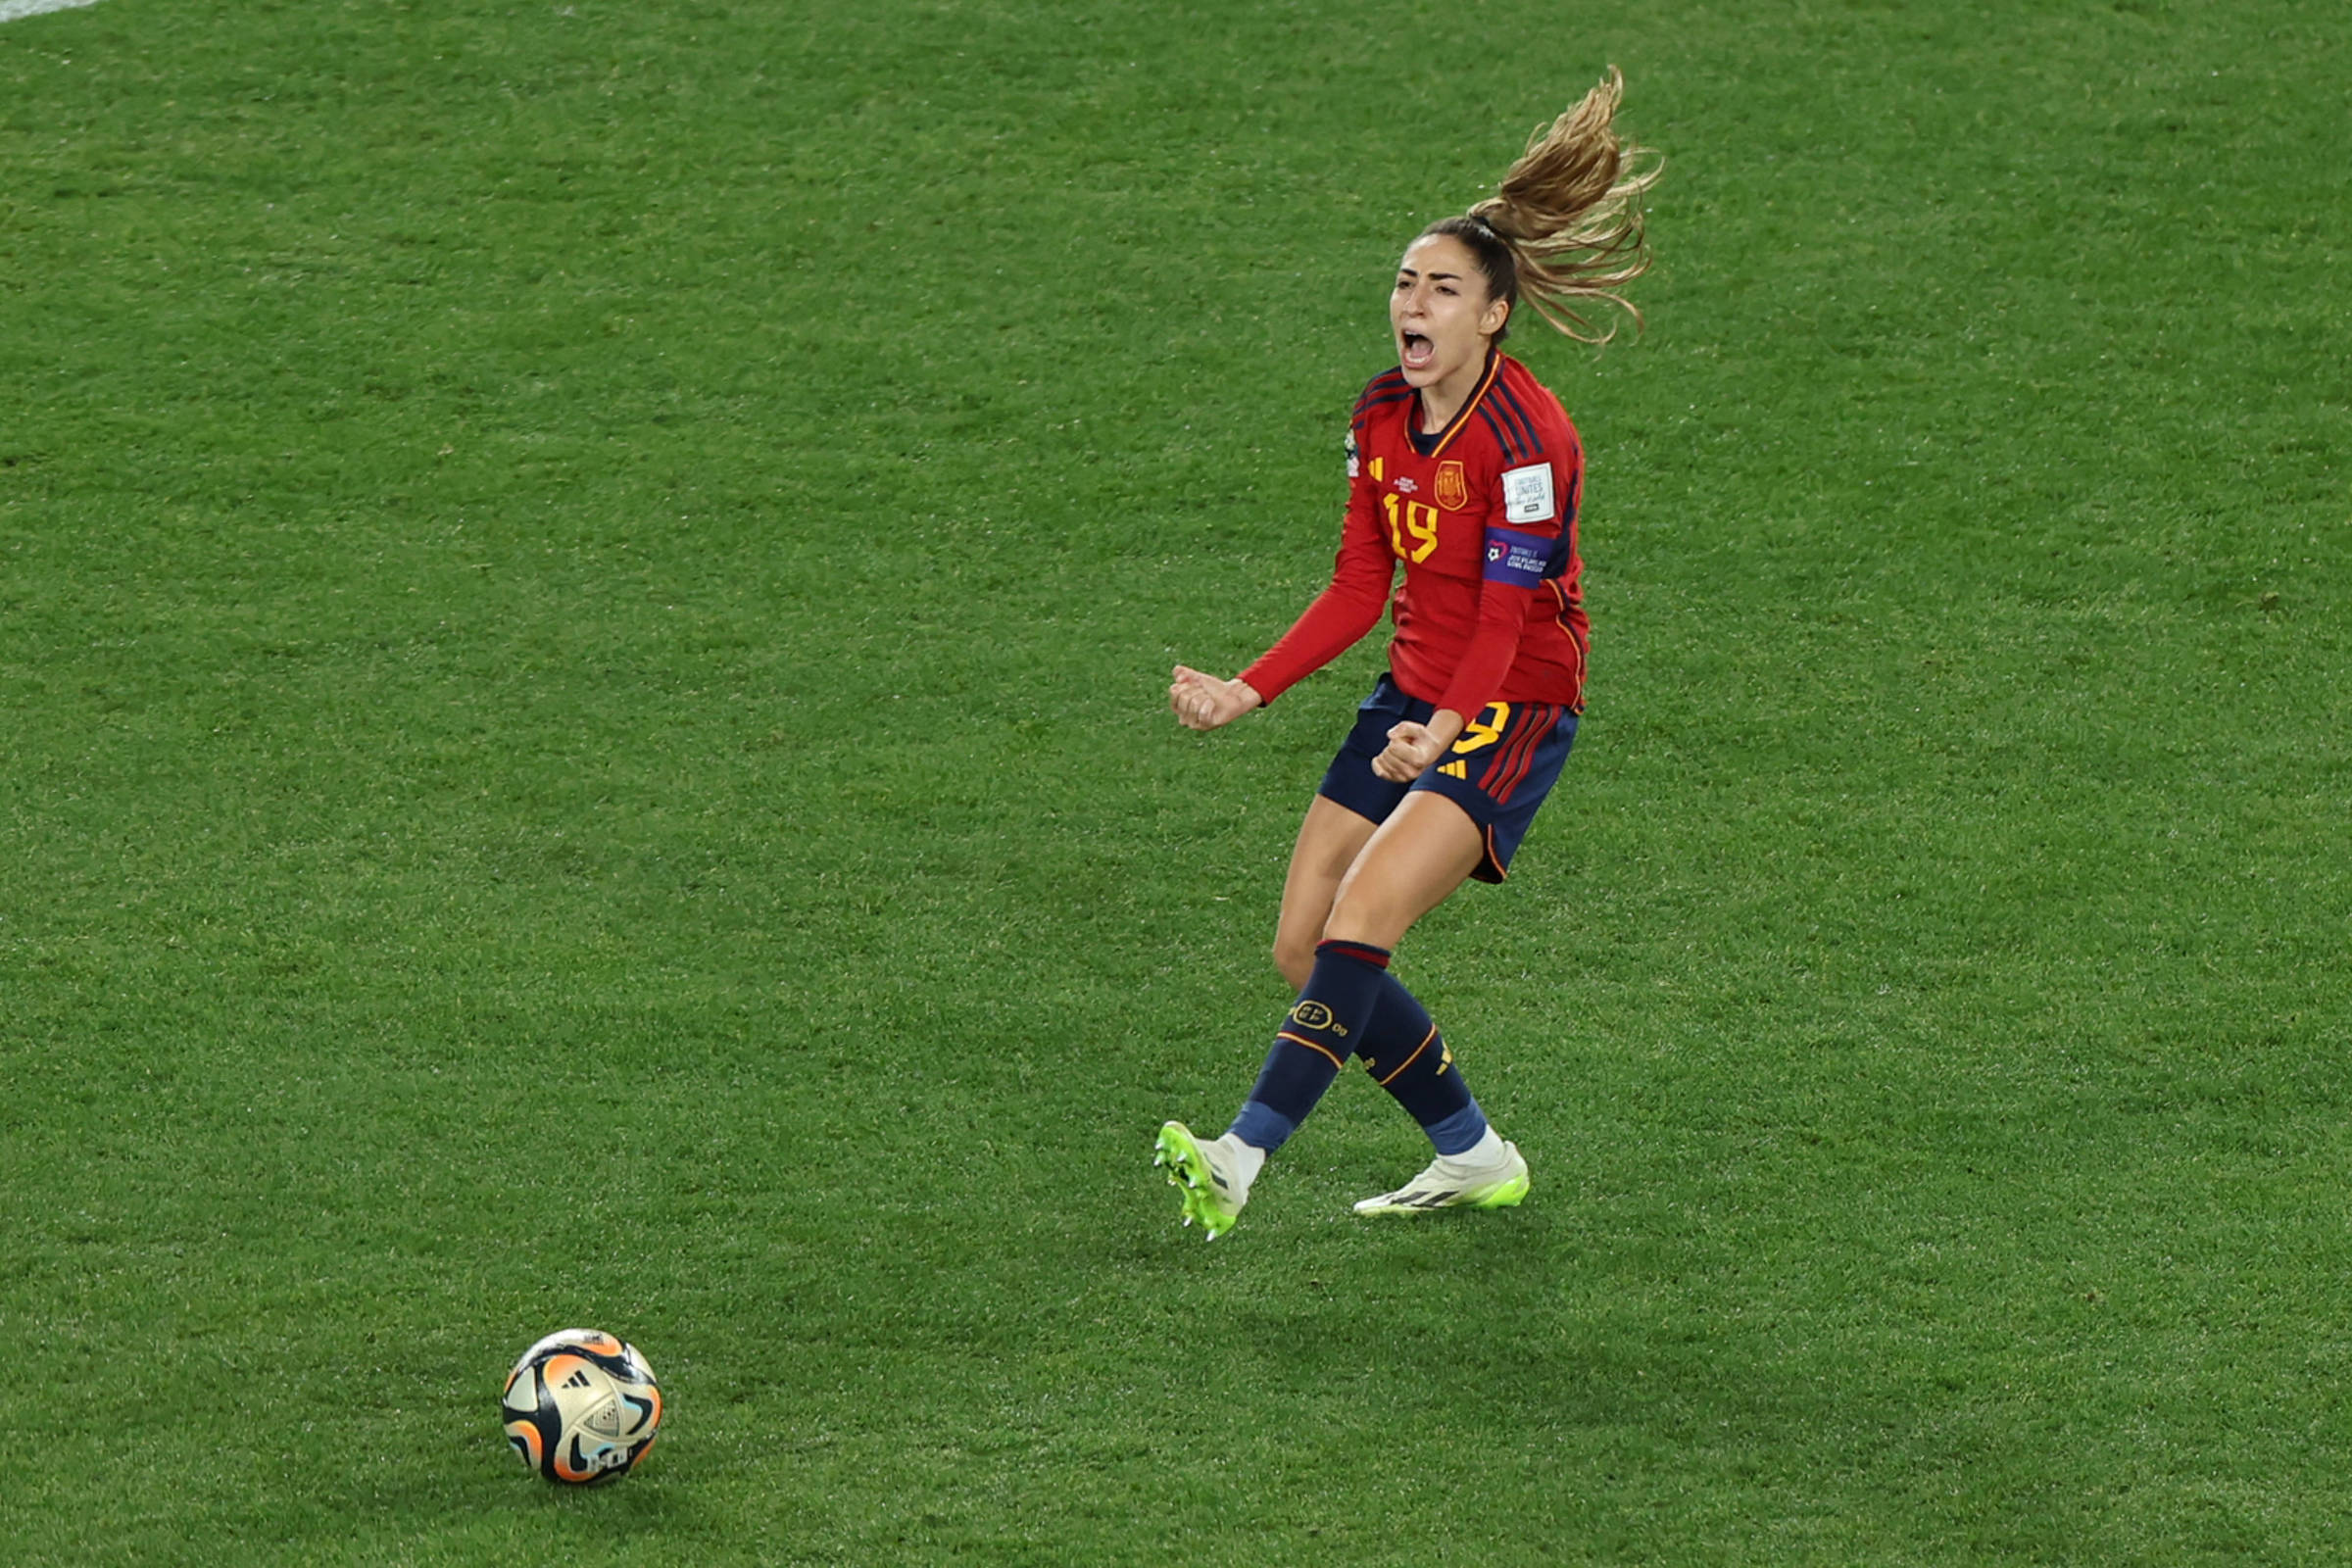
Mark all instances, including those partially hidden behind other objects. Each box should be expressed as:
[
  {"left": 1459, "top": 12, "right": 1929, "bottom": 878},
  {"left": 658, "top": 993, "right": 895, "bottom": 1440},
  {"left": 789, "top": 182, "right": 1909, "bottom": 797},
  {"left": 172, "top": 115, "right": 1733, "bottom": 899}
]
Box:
[{"left": 1400, "top": 332, "right": 1435, "bottom": 369}]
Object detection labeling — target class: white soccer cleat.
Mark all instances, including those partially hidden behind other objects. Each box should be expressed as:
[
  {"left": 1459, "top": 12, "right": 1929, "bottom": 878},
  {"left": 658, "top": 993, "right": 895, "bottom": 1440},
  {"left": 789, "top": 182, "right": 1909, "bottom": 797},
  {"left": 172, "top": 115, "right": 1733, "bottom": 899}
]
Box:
[
  {"left": 1352, "top": 1140, "right": 1529, "bottom": 1216},
  {"left": 1154, "top": 1121, "right": 1250, "bottom": 1239}
]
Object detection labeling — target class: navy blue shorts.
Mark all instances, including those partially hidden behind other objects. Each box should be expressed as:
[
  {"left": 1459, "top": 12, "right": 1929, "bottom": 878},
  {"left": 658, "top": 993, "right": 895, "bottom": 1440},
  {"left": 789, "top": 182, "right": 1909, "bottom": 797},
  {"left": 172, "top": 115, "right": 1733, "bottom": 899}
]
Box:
[{"left": 1315, "top": 674, "right": 1578, "bottom": 884}]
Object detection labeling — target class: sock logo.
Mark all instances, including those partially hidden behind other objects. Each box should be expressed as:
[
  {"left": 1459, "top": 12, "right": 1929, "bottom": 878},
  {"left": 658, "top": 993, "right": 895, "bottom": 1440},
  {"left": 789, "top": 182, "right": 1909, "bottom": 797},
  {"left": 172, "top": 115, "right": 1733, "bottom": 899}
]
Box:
[{"left": 1287, "top": 1000, "right": 1348, "bottom": 1037}]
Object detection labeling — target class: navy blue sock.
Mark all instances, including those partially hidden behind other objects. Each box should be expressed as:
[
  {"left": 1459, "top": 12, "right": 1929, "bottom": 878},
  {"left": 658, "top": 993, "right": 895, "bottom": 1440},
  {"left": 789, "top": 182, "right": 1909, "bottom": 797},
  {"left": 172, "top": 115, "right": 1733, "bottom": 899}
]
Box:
[
  {"left": 1227, "top": 939, "right": 1394, "bottom": 1152},
  {"left": 1353, "top": 974, "right": 1489, "bottom": 1156}
]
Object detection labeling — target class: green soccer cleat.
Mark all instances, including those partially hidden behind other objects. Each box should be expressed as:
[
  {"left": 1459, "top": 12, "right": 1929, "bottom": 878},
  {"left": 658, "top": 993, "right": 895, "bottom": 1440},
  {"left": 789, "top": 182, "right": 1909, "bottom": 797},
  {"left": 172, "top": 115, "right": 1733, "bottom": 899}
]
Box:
[
  {"left": 1351, "top": 1140, "right": 1529, "bottom": 1217},
  {"left": 1154, "top": 1121, "right": 1248, "bottom": 1240}
]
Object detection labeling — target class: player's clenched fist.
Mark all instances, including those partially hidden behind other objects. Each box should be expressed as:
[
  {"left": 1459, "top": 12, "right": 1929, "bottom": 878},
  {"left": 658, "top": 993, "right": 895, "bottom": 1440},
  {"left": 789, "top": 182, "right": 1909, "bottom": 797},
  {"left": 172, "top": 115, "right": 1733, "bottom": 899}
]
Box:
[{"left": 1169, "top": 665, "right": 1264, "bottom": 732}]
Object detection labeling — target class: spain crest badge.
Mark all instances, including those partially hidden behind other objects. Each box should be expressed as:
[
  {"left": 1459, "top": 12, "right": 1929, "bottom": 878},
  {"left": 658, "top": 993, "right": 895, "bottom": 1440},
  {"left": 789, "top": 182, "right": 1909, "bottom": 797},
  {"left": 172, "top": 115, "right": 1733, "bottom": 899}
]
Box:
[{"left": 1436, "top": 460, "right": 1469, "bottom": 512}]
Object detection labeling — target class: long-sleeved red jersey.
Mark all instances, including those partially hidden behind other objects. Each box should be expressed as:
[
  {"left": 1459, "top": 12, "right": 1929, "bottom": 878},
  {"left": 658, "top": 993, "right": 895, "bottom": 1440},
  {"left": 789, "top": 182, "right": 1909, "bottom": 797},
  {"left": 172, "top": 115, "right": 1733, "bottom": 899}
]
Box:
[{"left": 1240, "top": 350, "right": 1589, "bottom": 719}]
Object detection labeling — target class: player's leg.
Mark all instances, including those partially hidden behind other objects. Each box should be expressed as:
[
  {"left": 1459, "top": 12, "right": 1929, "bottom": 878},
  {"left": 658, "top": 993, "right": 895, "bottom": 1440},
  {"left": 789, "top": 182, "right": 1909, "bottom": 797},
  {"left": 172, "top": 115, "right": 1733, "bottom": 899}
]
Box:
[
  {"left": 1163, "top": 779, "right": 1492, "bottom": 1234},
  {"left": 1159, "top": 682, "right": 1544, "bottom": 1235},
  {"left": 1349, "top": 705, "right": 1579, "bottom": 1214},
  {"left": 1321, "top": 792, "right": 1527, "bottom": 1214},
  {"left": 1316, "top": 791, "right": 1510, "bottom": 1183},
  {"left": 1269, "top": 795, "right": 1478, "bottom": 1156},
  {"left": 1159, "top": 796, "right": 1382, "bottom": 1237},
  {"left": 1320, "top": 789, "right": 1487, "bottom": 951},
  {"left": 1218, "top": 791, "right": 1489, "bottom": 1163},
  {"left": 1157, "top": 691, "right": 1412, "bottom": 1238},
  {"left": 1226, "top": 775, "right": 1478, "bottom": 1163},
  {"left": 1272, "top": 794, "right": 1382, "bottom": 990},
  {"left": 1159, "top": 770, "right": 1392, "bottom": 1237}
]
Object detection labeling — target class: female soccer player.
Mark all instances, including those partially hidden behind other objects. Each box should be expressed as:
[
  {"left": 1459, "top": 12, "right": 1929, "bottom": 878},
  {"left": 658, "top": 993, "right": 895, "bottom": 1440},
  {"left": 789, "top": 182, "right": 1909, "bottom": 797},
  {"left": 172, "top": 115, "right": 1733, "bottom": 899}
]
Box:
[{"left": 1156, "top": 70, "right": 1660, "bottom": 1238}]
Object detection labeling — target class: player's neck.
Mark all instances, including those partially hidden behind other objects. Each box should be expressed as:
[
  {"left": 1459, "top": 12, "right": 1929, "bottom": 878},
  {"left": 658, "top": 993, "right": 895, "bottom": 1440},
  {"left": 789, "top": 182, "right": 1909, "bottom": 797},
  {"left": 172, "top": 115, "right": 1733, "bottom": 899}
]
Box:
[{"left": 1413, "top": 351, "right": 1493, "bottom": 433}]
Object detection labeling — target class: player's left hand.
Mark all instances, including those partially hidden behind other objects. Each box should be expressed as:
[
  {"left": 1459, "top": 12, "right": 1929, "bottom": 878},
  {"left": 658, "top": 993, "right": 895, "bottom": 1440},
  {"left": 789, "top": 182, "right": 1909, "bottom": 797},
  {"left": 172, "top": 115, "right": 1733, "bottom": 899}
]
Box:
[
  {"left": 1373, "top": 717, "right": 1458, "bottom": 782},
  {"left": 1169, "top": 665, "right": 1263, "bottom": 732}
]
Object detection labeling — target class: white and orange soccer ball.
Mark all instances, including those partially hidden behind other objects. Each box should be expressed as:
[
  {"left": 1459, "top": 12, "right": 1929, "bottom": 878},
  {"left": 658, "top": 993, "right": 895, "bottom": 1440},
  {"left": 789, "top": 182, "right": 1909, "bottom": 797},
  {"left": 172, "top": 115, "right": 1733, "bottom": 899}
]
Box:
[{"left": 500, "top": 1329, "right": 662, "bottom": 1485}]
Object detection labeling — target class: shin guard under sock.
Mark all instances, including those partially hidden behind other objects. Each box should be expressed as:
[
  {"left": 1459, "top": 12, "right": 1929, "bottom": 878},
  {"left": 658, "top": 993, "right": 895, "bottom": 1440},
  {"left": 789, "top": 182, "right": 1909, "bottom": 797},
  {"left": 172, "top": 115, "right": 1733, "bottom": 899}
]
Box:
[
  {"left": 1352, "top": 973, "right": 1489, "bottom": 1156},
  {"left": 1226, "top": 939, "right": 1394, "bottom": 1152}
]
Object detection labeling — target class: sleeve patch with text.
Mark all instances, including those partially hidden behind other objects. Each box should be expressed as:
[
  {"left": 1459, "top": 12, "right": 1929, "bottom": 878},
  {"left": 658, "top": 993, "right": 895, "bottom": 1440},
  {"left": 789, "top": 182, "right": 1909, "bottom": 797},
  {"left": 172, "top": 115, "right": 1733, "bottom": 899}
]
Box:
[
  {"left": 1501, "top": 463, "right": 1556, "bottom": 524},
  {"left": 1482, "top": 525, "right": 1553, "bottom": 588}
]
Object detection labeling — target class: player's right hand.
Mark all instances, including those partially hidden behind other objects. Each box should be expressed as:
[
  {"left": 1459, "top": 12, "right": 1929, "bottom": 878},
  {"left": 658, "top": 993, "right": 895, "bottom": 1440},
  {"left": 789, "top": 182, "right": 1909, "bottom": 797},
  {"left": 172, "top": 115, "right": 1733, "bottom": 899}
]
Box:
[{"left": 1169, "top": 665, "right": 1264, "bottom": 732}]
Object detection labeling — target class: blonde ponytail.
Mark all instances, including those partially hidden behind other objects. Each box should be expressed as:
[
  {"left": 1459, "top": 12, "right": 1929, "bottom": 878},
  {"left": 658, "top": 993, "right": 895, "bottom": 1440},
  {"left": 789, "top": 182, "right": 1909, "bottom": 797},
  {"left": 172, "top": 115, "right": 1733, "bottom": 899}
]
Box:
[{"left": 1466, "top": 68, "right": 1662, "bottom": 343}]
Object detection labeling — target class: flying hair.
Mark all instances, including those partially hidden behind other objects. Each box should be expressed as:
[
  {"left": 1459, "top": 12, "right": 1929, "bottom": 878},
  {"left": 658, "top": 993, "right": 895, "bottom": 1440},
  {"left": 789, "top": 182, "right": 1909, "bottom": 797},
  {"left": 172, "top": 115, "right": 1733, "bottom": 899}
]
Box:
[{"left": 1452, "top": 67, "right": 1662, "bottom": 344}]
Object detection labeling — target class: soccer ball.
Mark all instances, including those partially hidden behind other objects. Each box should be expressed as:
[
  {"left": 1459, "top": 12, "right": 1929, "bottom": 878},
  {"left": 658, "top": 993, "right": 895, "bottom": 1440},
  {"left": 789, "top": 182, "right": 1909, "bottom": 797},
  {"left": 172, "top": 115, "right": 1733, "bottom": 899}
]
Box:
[{"left": 500, "top": 1329, "right": 662, "bottom": 1485}]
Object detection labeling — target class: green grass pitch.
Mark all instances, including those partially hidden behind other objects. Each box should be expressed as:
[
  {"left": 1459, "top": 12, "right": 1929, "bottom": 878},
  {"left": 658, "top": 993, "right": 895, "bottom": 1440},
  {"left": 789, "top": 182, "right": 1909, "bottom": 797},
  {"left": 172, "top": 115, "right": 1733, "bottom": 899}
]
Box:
[{"left": 4, "top": 0, "right": 2348, "bottom": 1561}]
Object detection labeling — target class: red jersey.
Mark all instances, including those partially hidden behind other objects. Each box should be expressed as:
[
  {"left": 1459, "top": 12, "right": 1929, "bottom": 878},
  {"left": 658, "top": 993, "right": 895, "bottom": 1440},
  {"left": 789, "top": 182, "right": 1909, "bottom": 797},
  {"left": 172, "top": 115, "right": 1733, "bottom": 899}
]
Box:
[{"left": 1241, "top": 350, "right": 1589, "bottom": 718}]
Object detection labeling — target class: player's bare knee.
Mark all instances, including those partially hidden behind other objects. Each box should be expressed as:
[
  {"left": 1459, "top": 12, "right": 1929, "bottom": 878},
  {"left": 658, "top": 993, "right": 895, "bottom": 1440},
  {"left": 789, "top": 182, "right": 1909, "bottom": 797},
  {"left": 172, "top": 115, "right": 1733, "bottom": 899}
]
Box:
[
  {"left": 1322, "top": 883, "right": 1408, "bottom": 953},
  {"left": 1323, "top": 880, "right": 1369, "bottom": 936},
  {"left": 1272, "top": 938, "right": 1314, "bottom": 991}
]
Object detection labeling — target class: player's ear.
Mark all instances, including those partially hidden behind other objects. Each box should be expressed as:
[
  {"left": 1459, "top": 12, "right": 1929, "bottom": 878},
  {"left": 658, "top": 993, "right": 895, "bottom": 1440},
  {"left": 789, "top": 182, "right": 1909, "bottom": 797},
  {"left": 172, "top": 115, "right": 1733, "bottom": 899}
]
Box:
[{"left": 1480, "top": 294, "right": 1510, "bottom": 339}]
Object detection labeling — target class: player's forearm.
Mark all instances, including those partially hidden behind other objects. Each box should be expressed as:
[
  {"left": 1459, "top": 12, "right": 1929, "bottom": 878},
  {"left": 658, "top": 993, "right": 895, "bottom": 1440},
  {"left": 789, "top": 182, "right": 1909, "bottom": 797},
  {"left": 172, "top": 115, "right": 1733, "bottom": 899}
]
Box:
[
  {"left": 1421, "top": 708, "right": 1468, "bottom": 751},
  {"left": 1240, "top": 583, "right": 1387, "bottom": 705},
  {"left": 1432, "top": 595, "right": 1531, "bottom": 722}
]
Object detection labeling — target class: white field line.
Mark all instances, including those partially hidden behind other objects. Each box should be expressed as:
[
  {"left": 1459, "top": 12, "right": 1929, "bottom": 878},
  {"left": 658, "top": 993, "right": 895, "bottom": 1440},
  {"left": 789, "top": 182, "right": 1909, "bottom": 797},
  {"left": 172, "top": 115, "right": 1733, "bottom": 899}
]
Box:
[{"left": 1, "top": 0, "right": 104, "bottom": 21}]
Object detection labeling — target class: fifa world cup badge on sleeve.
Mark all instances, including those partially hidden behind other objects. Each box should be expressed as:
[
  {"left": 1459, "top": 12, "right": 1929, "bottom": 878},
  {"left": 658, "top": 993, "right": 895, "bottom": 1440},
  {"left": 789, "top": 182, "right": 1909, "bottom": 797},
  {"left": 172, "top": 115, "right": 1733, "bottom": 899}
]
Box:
[{"left": 1501, "top": 463, "right": 1556, "bottom": 524}]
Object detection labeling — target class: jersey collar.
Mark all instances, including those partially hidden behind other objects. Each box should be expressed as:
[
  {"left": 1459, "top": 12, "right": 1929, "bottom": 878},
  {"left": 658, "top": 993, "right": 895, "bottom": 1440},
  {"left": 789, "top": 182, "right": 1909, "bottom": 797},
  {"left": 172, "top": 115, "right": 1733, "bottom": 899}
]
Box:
[{"left": 1411, "top": 349, "right": 1504, "bottom": 461}]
